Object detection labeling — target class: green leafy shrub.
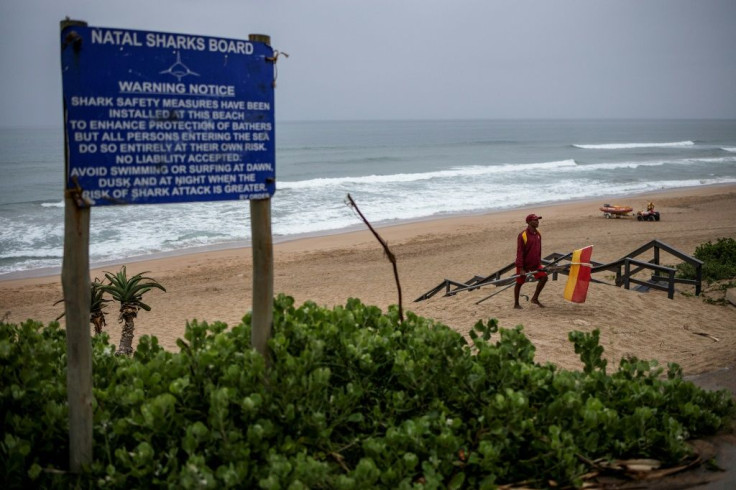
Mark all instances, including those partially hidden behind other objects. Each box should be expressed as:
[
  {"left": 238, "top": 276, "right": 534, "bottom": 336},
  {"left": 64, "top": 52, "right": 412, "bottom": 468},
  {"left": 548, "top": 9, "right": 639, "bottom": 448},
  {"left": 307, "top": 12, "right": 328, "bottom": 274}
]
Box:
[
  {"left": 1, "top": 296, "right": 733, "bottom": 488},
  {"left": 677, "top": 237, "right": 736, "bottom": 282}
]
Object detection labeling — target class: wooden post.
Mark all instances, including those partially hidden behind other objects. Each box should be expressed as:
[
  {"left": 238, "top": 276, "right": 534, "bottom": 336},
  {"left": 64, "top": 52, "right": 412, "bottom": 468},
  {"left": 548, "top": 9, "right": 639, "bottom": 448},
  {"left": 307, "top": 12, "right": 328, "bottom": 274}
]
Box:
[
  {"left": 60, "top": 18, "right": 93, "bottom": 464},
  {"left": 62, "top": 192, "right": 92, "bottom": 471},
  {"left": 247, "top": 33, "right": 275, "bottom": 362},
  {"left": 250, "top": 198, "right": 274, "bottom": 360}
]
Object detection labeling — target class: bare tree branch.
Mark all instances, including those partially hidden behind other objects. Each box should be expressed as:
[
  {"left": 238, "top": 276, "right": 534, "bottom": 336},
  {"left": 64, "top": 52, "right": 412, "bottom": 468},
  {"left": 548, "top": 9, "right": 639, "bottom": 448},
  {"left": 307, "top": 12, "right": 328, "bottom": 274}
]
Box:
[{"left": 346, "top": 194, "right": 404, "bottom": 323}]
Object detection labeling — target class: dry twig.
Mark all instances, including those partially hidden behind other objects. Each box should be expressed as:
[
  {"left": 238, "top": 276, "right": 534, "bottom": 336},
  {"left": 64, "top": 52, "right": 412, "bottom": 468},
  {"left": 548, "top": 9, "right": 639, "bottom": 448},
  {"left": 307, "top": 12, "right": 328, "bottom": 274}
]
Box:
[{"left": 346, "top": 194, "right": 404, "bottom": 323}]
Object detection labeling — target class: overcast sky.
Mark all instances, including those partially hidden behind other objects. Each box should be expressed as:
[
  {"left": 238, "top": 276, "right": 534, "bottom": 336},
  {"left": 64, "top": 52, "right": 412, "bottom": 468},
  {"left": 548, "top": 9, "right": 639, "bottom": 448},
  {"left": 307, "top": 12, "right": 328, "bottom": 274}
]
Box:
[{"left": 1, "top": 0, "right": 735, "bottom": 127}]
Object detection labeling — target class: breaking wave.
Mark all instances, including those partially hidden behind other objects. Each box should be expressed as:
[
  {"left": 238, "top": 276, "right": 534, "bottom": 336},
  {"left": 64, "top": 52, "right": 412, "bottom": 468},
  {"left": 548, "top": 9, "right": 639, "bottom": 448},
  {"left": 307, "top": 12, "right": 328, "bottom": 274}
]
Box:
[{"left": 574, "top": 141, "right": 695, "bottom": 150}]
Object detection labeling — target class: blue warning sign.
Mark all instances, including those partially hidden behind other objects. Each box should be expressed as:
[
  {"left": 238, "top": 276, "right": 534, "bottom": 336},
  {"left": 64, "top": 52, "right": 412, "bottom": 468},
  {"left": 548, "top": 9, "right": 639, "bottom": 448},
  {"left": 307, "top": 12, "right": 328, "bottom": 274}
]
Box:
[{"left": 60, "top": 25, "right": 276, "bottom": 206}]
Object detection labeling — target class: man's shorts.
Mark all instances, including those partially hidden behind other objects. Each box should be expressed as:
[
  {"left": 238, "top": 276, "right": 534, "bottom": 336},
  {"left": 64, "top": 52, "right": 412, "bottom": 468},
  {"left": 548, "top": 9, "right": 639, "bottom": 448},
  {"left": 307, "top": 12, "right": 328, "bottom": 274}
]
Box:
[{"left": 516, "top": 269, "right": 548, "bottom": 284}]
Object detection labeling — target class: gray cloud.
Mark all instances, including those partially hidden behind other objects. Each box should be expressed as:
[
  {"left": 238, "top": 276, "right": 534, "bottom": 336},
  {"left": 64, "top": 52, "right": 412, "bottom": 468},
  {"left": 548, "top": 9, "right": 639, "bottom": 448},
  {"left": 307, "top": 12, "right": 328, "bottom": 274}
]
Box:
[{"left": 1, "top": 0, "right": 735, "bottom": 127}]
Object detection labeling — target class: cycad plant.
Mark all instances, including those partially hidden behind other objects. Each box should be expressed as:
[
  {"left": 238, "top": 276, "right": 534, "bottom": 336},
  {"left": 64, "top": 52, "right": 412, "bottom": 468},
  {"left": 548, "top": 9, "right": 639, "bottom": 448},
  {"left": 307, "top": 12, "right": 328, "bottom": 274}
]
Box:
[{"left": 99, "top": 266, "right": 166, "bottom": 355}]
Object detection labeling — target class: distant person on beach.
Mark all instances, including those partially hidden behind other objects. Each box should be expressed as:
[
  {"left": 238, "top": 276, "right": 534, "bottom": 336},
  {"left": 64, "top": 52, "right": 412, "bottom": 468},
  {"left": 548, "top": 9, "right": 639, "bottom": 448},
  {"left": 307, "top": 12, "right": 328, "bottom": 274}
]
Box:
[{"left": 514, "top": 214, "right": 547, "bottom": 309}]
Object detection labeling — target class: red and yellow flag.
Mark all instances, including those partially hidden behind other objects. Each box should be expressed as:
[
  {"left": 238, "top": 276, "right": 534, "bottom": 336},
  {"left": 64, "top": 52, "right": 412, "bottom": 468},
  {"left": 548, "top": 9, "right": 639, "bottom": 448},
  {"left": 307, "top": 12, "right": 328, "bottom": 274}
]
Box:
[{"left": 563, "top": 245, "right": 593, "bottom": 303}]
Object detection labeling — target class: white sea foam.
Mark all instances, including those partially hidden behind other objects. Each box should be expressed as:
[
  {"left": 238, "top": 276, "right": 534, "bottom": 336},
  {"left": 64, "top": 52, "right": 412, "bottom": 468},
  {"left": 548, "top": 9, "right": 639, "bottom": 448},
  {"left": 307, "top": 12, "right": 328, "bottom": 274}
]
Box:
[
  {"left": 696, "top": 156, "right": 736, "bottom": 163},
  {"left": 723, "top": 147, "right": 736, "bottom": 153},
  {"left": 0, "top": 248, "right": 62, "bottom": 259},
  {"left": 41, "top": 200, "right": 65, "bottom": 208},
  {"left": 573, "top": 141, "right": 695, "bottom": 150},
  {"left": 278, "top": 160, "right": 578, "bottom": 190},
  {"left": 575, "top": 156, "right": 736, "bottom": 171}
]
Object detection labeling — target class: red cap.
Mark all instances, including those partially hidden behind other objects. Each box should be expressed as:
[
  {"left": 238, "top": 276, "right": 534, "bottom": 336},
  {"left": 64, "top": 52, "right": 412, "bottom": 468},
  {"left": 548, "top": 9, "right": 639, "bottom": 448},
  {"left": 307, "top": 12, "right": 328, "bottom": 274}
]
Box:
[{"left": 526, "top": 214, "right": 542, "bottom": 223}]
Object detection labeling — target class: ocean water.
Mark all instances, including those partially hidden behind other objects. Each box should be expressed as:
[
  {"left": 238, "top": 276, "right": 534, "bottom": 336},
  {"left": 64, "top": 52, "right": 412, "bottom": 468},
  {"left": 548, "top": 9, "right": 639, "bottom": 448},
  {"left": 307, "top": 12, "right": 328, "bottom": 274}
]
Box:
[{"left": 1, "top": 119, "right": 735, "bottom": 278}]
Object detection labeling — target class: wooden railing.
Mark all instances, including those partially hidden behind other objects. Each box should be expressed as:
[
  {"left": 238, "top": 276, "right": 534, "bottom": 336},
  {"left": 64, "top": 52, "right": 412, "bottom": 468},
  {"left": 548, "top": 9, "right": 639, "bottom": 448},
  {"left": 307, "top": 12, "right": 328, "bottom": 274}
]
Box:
[
  {"left": 589, "top": 240, "right": 703, "bottom": 298},
  {"left": 414, "top": 240, "right": 702, "bottom": 302}
]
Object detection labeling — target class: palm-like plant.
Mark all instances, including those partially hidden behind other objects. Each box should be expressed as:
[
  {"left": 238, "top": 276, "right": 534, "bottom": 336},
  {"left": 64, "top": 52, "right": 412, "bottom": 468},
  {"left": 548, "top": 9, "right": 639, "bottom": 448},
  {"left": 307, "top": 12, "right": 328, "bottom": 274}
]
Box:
[
  {"left": 90, "top": 279, "right": 111, "bottom": 334},
  {"left": 99, "top": 266, "right": 166, "bottom": 355},
  {"left": 54, "top": 278, "right": 111, "bottom": 335}
]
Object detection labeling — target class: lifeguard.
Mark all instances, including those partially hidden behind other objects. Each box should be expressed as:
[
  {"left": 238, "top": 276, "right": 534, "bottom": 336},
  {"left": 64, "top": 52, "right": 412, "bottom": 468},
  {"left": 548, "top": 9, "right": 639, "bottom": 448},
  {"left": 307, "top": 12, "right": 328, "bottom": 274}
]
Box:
[{"left": 514, "top": 214, "right": 548, "bottom": 309}]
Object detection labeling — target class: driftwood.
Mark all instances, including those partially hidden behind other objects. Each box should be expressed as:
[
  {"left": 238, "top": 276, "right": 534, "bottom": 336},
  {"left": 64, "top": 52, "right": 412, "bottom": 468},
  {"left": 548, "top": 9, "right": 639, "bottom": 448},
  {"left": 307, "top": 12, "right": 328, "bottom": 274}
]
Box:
[{"left": 684, "top": 324, "right": 720, "bottom": 342}]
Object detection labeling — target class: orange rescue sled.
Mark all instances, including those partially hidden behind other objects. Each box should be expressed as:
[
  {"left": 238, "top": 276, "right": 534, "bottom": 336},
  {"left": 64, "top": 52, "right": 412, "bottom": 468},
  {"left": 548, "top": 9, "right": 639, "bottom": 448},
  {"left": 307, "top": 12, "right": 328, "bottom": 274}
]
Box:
[{"left": 600, "top": 204, "right": 632, "bottom": 218}]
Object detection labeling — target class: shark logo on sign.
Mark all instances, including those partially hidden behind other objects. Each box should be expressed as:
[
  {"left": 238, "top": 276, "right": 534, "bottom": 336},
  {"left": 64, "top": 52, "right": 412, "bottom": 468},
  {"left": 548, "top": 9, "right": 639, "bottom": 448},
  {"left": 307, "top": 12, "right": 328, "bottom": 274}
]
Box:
[{"left": 160, "top": 51, "right": 199, "bottom": 81}]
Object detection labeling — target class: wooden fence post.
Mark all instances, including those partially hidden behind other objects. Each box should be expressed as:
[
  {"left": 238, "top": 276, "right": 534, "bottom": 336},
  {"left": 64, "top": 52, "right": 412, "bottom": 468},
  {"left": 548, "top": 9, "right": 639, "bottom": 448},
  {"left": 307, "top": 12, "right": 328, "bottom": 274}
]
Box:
[
  {"left": 247, "top": 33, "right": 274, "bottom": 363},
  {"left": 250, "top": 198, "right": 274, "bottom": 361},
  {"left": 62, "top": 193, "right": 92, "bottom": 471}
]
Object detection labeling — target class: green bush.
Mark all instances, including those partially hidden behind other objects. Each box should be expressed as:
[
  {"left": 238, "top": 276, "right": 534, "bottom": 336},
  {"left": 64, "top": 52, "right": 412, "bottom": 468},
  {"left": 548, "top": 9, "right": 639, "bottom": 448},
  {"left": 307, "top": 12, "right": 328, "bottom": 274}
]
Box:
[
  {"left": 1, "top": 296, "right": 733, "bottom": 488},
  {"left": 678, "top": 237, "right": 736, "bottom": 282}
]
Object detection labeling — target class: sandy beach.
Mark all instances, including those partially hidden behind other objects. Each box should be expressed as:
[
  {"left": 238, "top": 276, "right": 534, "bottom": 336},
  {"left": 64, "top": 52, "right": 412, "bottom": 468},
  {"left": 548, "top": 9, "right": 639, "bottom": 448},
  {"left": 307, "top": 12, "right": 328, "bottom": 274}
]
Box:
[{"left": 2, "top": 184, "right": 735, "bottom": 376}]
